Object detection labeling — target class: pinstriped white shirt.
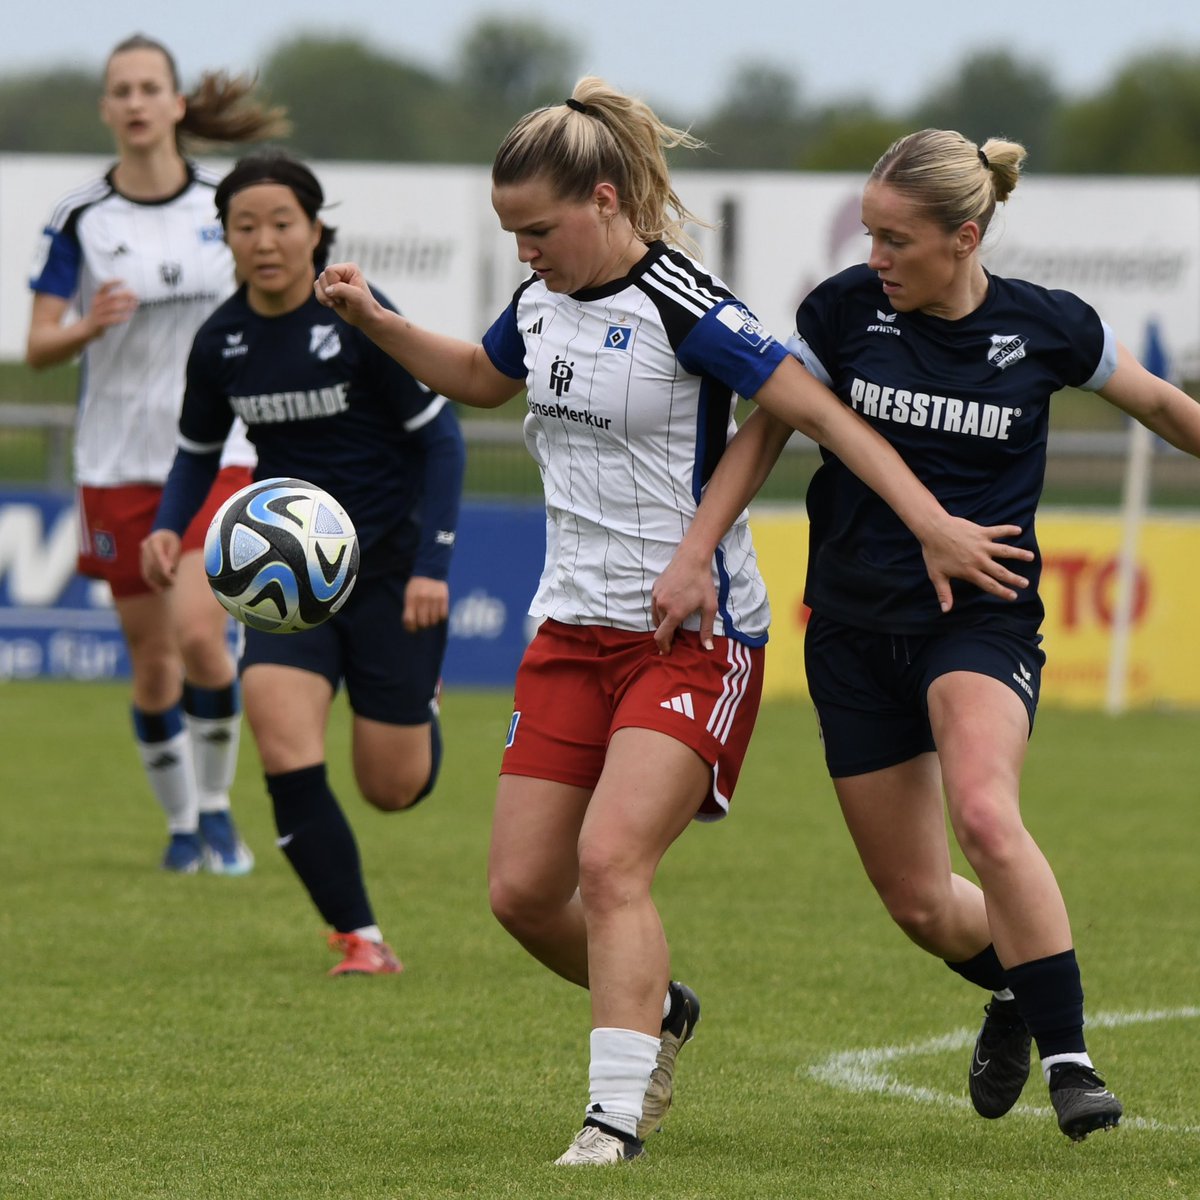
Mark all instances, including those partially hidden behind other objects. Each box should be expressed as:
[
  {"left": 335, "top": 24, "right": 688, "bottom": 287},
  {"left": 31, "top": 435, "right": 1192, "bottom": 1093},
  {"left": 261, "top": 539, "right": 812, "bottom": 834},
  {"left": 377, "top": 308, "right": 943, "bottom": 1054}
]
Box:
[
  {"left": 483, "top": 241, "right": 787, "bottom": 644},
  {"left": 29, "top": 163, "right": 254, "bottom": 486}
]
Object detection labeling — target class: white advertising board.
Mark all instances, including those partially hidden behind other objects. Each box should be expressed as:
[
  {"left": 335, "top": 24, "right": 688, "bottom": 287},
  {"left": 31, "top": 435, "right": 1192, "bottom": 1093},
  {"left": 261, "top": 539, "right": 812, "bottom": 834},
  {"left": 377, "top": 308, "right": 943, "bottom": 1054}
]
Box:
[{"left": 3, "top": 155, "right": 1198, "bottom": 376}]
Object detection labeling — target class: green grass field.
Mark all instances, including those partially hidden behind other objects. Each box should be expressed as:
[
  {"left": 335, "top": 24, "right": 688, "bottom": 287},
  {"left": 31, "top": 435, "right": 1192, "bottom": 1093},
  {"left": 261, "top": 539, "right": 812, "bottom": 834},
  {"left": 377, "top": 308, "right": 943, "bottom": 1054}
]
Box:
[{"left": 1, "top": 683, "right": 1197, "bottom": 1199}]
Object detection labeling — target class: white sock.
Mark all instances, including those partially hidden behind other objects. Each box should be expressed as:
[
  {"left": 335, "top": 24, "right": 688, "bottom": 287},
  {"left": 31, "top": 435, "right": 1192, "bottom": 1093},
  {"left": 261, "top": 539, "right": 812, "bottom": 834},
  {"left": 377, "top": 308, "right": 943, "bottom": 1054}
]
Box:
[
  {"left": 352, "top": 925, "right": 383, "bottom": 944},
  {"left": 1041, "top": 1051, "right": 1093, "bottom": 1083},
  {"left": 586, "top": 1027, "right": 661, "bottom": 1139},
  {"left": 136, "top": 728, "right": 198, "bottom": 834},
  {"left": 185, "top": 712, "right": 241, "bottom": 813}
]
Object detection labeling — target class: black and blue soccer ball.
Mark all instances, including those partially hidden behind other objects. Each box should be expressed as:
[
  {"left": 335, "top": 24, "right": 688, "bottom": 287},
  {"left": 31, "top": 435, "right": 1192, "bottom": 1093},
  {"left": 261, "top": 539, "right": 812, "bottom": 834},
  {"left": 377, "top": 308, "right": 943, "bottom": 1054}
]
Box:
[{"left": 204, "top": 477, "right": 359, "bottom": 634}]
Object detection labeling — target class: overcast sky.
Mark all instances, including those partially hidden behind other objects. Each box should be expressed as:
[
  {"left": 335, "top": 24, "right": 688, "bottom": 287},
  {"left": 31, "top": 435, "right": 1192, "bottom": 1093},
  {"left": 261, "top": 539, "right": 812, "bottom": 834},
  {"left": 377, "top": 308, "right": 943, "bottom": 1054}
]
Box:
[{"left": 9, "top": 1, "right": 1200, "bottom": 117}]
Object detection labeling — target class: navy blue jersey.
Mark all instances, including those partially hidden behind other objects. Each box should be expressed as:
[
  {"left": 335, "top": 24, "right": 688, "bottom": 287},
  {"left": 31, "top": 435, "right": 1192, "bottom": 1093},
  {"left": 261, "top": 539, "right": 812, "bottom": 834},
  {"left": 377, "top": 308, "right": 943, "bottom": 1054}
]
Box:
[
  {"left": 160, "top": 285, "right": 464, "bottom": 580},
  {"left": 789, "top": 264, "right": 1118, "bottom": 635}
]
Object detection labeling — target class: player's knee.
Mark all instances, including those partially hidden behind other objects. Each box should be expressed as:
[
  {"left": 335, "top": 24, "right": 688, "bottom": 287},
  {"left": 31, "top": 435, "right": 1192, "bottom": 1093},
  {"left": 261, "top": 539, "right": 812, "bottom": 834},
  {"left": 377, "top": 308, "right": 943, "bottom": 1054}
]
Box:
[
  {"left": 489, "top": 872, "right": 549, "bottom": 937},
  {"left": 953, "top": 796, "right": 1024, "bottom": 868},
  {"left": 360, "top": 715, "right": 442, "bottom": 812},
  {"left": 576, "top": 844, "right": 645, "bottom": 916},
  {"left": 360, "top": 773, "right": 423, "bottom": 811},
  {"left": 873, "top": 878, "right": 947, "bottom": 945}
]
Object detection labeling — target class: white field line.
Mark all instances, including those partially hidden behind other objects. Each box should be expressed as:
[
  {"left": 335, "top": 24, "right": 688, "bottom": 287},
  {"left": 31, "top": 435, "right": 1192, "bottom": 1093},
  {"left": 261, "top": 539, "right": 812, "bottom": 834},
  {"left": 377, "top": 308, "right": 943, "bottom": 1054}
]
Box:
[{"left": 808, "top": 1007, "right": 1200, "bottom": 1135}]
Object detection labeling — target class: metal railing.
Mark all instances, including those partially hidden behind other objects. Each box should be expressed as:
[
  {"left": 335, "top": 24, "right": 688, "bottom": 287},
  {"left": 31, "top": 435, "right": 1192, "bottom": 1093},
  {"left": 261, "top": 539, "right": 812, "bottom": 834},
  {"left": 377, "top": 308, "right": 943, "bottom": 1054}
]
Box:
[{"left": 1, "top": 402, "right": 1197, "bottom": 502}]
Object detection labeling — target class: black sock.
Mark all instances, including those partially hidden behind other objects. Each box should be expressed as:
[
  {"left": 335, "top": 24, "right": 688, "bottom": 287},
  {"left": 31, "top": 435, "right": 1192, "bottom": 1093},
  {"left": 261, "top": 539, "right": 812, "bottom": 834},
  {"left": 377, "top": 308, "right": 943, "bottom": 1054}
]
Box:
[
  {"left": 266, "top": 763, "right": 374, "bottom": 932},
  {"left": 944, "top": 943, "right": 1008, "bottom": 991},
  {"left": 1007, "top": 948, "right": 1087, "bottom": 1059}
]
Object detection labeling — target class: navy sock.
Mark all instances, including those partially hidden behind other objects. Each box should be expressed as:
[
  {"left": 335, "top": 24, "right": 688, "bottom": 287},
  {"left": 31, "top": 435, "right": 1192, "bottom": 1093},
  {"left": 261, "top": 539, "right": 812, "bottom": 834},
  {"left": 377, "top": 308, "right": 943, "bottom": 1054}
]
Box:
[
  {"left": 1007, "top": 948, "right": 1087, "bottom": 1058},
  {"left": 944, "top": 943, "right": 1008, "bottom": 991},
  {"left": 182, "top": 680, "right": 240, "bottom": 719},
  {"left": 266, "top": 763, "right": 374, "bottom": 932}
]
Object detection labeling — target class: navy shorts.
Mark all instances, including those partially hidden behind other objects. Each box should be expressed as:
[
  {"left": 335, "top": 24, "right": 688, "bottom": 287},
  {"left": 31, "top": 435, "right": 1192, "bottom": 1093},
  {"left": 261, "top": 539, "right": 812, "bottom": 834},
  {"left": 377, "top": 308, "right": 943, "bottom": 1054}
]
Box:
[
  {"left": 804, "top": 611, "right": 1044, "bottom": 778},
  {"left": 239, "top": 571, "right": 447, "bottom": 726}
]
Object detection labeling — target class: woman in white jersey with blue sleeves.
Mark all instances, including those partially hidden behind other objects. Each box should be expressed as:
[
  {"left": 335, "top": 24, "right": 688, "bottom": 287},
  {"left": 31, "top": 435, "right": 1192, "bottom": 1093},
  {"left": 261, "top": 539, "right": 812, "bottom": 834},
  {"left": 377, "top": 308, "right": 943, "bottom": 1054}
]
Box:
[
  {"left": 315, "top": 81, "right": 1029, "bottom": 1167},
  {"left": 654, "top": 129, "right": 1200, "bottom": 1142},
  {"left": 25, "top": 35, "right": 287, "bottom": 875}
]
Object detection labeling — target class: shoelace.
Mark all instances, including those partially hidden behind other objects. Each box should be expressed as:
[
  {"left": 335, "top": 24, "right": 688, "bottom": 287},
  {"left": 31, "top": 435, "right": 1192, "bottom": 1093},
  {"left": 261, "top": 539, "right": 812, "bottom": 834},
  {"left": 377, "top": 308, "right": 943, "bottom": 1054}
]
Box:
[{"left": 567, "top": 1127, "right": 624, "bottom": 1161}]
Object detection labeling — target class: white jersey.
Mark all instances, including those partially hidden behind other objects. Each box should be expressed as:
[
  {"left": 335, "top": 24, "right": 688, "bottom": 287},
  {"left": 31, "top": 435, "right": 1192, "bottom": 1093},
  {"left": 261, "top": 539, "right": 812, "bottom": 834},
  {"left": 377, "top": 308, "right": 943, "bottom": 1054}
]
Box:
[
  {"left": 29, "top": 162, "right": 255, "bottom": 486},
  {"left": 482, "top": 241, "right": 789, "bottom": 642}
]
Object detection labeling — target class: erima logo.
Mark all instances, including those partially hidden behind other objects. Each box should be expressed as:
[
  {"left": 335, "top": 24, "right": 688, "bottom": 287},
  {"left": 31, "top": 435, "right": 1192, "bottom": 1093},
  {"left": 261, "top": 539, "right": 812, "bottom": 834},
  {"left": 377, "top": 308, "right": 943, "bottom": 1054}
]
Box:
[
  {"left": 310, "top": 325, "right": 341, "bottom": 361},
  {"left": 660, "top": 693, "right": 695, "bottom": 719},
  {"left": 603, "top": 324, "right": 632, "bottom": 351},
  {"left": 867, "top": 309, "right": 901, "bottom": 336},
  {"left": 525, "top": 317, "right": 543, "bottom": 335},
  {"left": 222, "top": 331, "right": 248, "bottom": 359},
  {"left": 989, "top": 334, "right": 1028, "bottom": 370},
  {"left": 548, "top": 356, "right": 574, "bottom": 397},
  {"left": 1012, "top": 661, "right": 1034, "bottom": 698}
]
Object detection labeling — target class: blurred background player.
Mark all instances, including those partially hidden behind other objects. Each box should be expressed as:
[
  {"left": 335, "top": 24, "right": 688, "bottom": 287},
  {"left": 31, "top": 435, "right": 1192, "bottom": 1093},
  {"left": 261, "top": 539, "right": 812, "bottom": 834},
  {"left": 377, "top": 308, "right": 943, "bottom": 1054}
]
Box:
[
  {"left": 314, "top": 80, "right": 1028, "bottom": 1163},
  {"left": 653, "top": 128, "right": 1200, "bottom": 1141},
  {"left": 142, "top": 151, "right": 465, "bottom": 976},
  {"left": 25, "top": 34, "right": 289, "bottom": 874}
]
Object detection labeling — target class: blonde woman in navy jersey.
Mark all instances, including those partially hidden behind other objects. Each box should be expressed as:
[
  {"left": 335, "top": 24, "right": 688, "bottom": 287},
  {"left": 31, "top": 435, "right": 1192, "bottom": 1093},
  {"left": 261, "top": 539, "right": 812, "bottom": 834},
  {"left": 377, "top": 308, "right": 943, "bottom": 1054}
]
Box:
[
  {"left": 26, "top": 35, "right": 287, "bottom": 874},
  {"left": 316, "top": 84, "right": 1029, "bottom": 1166},
  {"left": 655, "top": 129, "right": 1200, "bottom": 1141}
]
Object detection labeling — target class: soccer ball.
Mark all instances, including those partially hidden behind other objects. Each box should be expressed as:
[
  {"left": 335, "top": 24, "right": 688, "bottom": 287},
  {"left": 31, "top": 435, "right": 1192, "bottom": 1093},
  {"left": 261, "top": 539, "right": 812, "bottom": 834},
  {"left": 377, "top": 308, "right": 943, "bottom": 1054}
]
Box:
[{"left": 204, "top": 477, "right": 359, "bottom": 634}]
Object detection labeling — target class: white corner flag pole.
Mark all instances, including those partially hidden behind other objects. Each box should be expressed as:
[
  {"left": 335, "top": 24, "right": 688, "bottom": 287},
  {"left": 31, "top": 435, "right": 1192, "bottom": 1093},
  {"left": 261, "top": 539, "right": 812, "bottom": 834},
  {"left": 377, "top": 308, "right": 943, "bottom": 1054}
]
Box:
[{"left": 1105, "top": 319, "right": 1169, "bottom": 716}]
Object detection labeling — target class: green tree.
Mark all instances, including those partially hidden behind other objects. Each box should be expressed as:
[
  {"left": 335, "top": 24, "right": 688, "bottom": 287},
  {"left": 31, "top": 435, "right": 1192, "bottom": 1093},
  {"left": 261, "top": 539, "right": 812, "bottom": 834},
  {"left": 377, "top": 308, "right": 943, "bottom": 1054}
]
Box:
[
  {"left": 262, "top": 36, "right": 472, "bottom": 162},
  {"left": 697, "top": 63, "right": 810, "bottom": 169},
  {"left": 796, "top": 104, "right": 908, "bottom": 171},
  {"left": 908, "top": 51, "right": 1061, "bottom": 166},
  {"left": 0, "top": 69, "right": 111, "bottom": 153},
  {"left": 455, "top": 17, "right": 580, "bottom": 115},
  {"left": 1051, "top": 50, "right": 1200, "bottom": 173}
]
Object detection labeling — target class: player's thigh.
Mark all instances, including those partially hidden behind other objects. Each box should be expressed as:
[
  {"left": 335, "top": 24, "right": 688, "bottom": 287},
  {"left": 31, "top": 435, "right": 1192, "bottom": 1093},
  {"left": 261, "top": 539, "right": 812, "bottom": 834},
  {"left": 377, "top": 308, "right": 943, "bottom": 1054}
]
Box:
[
  {"left": 580, "top": 726, "right": 711, "bottom": 884},
  {"left": 927, "top": 671, "right": 1030, "bottom": 852},
  {"left": 169, "top": 550, "right": 236, "bottom": 678},
  {"left": 489, "top": 773, "right": 592, "bottom": 907},
  {"left": 349, "top": 714, "right": 432, "bottom": 806},
  {"left": 241, "top": 662, "right": 334, "bottom": 773},
  {"left": 834, "top": 752, "right": 953, "bottom": 896}
]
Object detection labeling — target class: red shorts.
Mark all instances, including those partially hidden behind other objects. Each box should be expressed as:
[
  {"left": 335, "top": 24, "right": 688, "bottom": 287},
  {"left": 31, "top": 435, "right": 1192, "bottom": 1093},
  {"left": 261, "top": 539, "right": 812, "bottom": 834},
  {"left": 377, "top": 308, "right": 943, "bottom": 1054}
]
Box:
[
  {"left": 76, "top": 466, "right": 254, "bottom": 599},
  {"left": 501, "top": 618, "right": 765, "bottom": 820}
]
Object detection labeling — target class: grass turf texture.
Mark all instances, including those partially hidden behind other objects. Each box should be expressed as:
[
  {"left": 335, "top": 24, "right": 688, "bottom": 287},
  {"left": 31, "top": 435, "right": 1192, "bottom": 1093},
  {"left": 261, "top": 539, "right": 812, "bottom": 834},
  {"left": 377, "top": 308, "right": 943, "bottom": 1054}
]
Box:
[{"left": 1, "top": 682, "right": 1197, "bottom": 1199}]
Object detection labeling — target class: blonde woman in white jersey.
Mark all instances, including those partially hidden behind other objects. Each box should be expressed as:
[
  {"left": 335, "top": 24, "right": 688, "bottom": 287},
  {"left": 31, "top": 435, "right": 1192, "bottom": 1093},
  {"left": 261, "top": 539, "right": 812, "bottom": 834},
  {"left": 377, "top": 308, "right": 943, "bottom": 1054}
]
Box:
[
  {"left": 26, "top": 35, "right": 288, "bottom": 874},
  {"left": 315, "top": 78, "right": 1030, "bottom": 1166}
]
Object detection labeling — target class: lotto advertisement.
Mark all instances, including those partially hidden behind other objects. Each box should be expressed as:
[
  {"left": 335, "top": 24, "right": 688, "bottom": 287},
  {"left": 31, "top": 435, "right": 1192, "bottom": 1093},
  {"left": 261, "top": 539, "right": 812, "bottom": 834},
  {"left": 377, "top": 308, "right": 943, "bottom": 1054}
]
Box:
[
  {"left": 746, "top": 509, "right": 1200, "bottom": 710},
  {"left": 2, "top": 489, "right": 1199, "bottom": 709}
]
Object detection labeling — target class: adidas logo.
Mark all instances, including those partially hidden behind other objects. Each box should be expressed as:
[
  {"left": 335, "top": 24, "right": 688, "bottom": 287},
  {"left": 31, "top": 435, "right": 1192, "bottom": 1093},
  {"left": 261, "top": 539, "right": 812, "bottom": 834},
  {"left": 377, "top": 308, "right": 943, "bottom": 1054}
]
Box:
[
  {"left": 660, "top": 692, "right": 695, "bottom": 719},
  {"left": 147, "top": 751, "right": 180, "bottom": 769},
  {"left": 200, "top": 729, "right": 233, "bottom": 745},
  {"left": 525, "top": 317, "right": 544, "bottom": 335}
]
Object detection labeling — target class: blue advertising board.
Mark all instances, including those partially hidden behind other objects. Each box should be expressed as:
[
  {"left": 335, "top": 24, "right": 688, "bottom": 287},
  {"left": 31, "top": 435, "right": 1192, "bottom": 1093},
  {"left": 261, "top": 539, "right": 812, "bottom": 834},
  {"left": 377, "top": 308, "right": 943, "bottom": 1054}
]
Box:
[{"left": 0, "top": 489, "right": 544, "bottom": 688}]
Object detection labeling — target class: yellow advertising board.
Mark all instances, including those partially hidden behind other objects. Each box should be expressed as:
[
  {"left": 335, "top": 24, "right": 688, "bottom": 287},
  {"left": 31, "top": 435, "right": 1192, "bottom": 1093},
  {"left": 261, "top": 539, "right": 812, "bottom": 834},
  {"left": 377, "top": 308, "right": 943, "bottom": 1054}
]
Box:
[{"left": 749, "top": 508, "right": 1200, "bottom": 710}]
